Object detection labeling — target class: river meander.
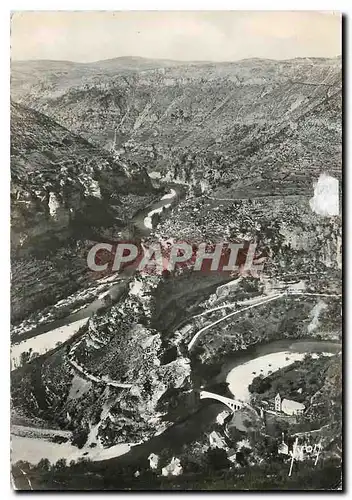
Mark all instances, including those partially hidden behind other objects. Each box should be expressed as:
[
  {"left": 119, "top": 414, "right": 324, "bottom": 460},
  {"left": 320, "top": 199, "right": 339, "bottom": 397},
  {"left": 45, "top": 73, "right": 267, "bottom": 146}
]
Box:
[
  {"left": 11, "top": 186, "right": 181, "bottom": 367},
  {"left": 11, "top": 338, "right": 340, "bottom": 466},
  {"left": 11, "top": 184, "right": 341, "bottom": 468}
]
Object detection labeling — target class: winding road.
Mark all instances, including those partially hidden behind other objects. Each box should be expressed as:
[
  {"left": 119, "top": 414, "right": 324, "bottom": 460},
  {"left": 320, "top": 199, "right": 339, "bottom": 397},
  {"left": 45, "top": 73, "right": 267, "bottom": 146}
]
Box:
[
  {"left": 10, "top": 179, "right": 342, "bottom": 472},
  {"left": 188, "top": 293, "right": 286, "bottom": 351},
  {"left": 11, "top": 186, "right": 182, "bottom": 372},
  {"left": 187, "top": 290, "right": 341, "bottom": 351},
  {"left": 67, "top": 356, "right": 133, "bottom": 389}
]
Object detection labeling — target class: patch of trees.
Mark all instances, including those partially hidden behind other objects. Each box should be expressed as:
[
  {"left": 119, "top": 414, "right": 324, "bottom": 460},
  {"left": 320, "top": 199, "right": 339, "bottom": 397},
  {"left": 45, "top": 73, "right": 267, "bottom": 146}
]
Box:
[
  {"left": 248, "top": 354, "right": 334, "bottom": 406},
  {"left": 71, "top": 427, "right": 89, "bottom": 449},
  {"left": 19, "top": 348, "right": 39, "bottom": 367}
]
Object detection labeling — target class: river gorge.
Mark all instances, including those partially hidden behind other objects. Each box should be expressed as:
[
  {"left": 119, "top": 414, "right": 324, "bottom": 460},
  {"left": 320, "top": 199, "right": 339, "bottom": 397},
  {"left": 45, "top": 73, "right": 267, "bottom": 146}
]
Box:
[
  {"left": 11, "top": 180, "right": 341, "bottom": 472},
  {"left": 11, "top": 337, "right": 341, "bottom": 467}
]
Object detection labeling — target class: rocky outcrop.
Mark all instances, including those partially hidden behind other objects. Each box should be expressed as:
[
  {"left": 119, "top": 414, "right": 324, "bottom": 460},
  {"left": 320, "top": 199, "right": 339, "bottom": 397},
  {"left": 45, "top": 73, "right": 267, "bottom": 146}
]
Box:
[
  {"left": 11, "top": 275, "right": 192, "bottom": 446},
  {"left": 11, "top": 101, "right": 155, "bottom": 255},
  {"left": 11, "top": 101, "right": 156, "bottom": 322},
  {"left": 12, "top": 57, "right": 341, "bottom": 197},
  {"left": 10, "top": 56, "right": 342, "bottom": 464}
]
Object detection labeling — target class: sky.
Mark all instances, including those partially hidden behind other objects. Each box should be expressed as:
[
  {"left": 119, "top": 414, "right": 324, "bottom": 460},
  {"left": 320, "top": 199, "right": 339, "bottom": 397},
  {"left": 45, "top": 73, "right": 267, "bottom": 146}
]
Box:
[{"left": 10, "top": 11, "right": 342, "bottom": 63}]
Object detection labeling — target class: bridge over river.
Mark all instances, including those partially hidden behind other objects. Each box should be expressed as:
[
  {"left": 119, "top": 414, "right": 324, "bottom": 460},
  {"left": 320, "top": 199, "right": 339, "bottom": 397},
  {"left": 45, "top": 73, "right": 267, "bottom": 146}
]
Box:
[{"left": 200, "top": 390, "right": 248, "bottom": 412}]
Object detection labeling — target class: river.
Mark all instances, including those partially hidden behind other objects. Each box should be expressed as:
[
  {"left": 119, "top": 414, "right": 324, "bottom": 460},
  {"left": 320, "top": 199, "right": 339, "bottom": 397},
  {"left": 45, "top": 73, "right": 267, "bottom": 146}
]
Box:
[
  {"left": 11, "top": 186, "right": 182, "bottom": 368},
  {"left": 11, "top": 185, "right": 341, "bottom": 469},
  {"left": 11, "top": 184, "right": 184, "bottom": 466},
  {"left": 11, "top": 338, "right": 340, "bottom": 466},
  {"left": 223, "top": 339, "right": 340, "bottom": 401},
  {"left": 98, "top": 339, "right": 340, "bottom": 470}
]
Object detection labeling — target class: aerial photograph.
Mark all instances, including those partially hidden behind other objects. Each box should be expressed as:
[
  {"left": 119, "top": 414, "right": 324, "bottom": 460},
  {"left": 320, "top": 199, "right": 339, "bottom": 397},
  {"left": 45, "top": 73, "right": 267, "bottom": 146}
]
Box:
[{"left": 10, "top": 10, "right": 342, "bottom": 490}]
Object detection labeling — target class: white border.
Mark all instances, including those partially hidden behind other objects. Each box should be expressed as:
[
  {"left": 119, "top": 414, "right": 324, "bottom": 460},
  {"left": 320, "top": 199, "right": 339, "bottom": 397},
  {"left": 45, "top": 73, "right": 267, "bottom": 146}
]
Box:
[{"left": 3, "top": 1, "right": 349, "bottom": 11}]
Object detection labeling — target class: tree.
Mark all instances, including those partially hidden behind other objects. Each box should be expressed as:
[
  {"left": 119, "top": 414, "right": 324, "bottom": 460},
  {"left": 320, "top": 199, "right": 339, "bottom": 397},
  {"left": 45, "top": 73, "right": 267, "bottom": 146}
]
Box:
[
  {"left": 71, "top": 427, "right": 89, "bottom": 449},
  {"left": 205, "top": 448, "right": 230, "bottom": 471},
  {"left": 236, "top": 450, "right": 247, "bottom": 467},
  {"left": 19, "top": 351, "right": 31, "bottom": 366},
  {"left": 53, "top": 458, "right": 67, "bottom": 471},
  {"left": 37, "top": 458, "right": 51, "bottom": 473},
  {"left": 272, "top": 419, "right": 289, "bottom": 437}
]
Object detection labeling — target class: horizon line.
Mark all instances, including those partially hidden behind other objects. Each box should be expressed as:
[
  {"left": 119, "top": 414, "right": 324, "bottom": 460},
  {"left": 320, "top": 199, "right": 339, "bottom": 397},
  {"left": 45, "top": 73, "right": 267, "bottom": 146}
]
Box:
[{"left": 11, "top": 54, "right": 342, "bottom": 65}]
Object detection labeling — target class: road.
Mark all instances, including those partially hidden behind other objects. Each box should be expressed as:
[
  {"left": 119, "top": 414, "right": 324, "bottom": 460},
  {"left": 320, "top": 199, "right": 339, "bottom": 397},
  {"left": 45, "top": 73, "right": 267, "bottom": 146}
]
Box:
[
  {"left": 188, "top": 293, "right": 285, "bottom": 351},
  {"left": 11, "top": 185, "right": 182, "bottom": 371},
  {"left": 192, "top": 291, "right": 276, "bottom": 319},
  {"left": 67, "top": 356, "right": 133, "bottom": 389},
  {"left": 11, "top": 466, "right": 33, "bottom": 490},
  {"left": 187, "top": 289, "right": 342, "bottom": 351}
]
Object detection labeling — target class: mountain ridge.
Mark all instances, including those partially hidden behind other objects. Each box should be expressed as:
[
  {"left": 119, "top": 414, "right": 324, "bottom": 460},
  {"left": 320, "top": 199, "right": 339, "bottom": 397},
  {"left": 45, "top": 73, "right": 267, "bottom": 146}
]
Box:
[{"left": 12, "top": 56, "right": 341, "bottom": 198}]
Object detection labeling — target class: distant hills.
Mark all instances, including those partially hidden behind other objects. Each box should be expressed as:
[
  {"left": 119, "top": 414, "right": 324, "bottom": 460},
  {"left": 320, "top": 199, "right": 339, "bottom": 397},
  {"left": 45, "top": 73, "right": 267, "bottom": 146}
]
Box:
[
  {"left": 11, "top": 56, "right": 341, "bottom": 198},
  {"left": 10, "top": 55, "right": 342, "bottom": 320}
]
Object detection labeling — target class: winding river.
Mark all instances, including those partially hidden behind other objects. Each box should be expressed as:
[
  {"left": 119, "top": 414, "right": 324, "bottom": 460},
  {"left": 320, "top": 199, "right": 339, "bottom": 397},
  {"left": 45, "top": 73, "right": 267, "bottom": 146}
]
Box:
[
  {"left": 11, "top": 186, "right": 181, "bottom": 368},
  {"left": 11, "top": 184, "right": 184, "bottom": 467},
  {"left": 220, "top": 339, "right": 340, "bottom": 401},
  {"left": 11, "top": 337, "right": 340, "bottom": 467},
  {"left": 11, "top": 184, "right": 341, "bottom": 471},
  {"left": 95, "top": 339, "right": 340, "bottom": 470}
]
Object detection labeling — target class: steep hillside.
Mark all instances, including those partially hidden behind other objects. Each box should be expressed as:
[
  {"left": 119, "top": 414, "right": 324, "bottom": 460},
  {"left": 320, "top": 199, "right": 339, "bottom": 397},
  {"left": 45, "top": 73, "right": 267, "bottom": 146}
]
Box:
[
  {"left": 11, "top": 101, "right": 154, "bottom": 250},
  {"left": 11, "top": 56, "right": 342, "bottom": 488},
  {"left": 11, "top": 101, "right": 156, "bottom": 321},
  {"left": 12, "top": 57, "right": 342, "bottom": 196}
]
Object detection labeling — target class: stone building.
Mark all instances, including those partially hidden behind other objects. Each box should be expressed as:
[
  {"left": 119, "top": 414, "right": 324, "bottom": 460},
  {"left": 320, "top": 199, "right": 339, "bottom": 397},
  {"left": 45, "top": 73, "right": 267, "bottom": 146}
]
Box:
[{"left": 274, "top": 393, "right": 305, "bottom": 416}]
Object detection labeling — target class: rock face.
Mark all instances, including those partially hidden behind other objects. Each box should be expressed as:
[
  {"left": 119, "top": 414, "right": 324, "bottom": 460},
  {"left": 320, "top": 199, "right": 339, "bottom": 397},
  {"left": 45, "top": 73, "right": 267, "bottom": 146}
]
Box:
[
  {"left": 18, "top": 324, "right": 192, "bottom": 445},
  {"left": 12, "top": 57, "right": 342, "bottom": 197},
  {"left": 12, "top": 276, "right": 193, "bottom": 446},
  {"left": 11, "top": 101, "right": 156, "bottom": 322},
  {"left": 11, "top": 101, "right": 154, "bottom": 254}
]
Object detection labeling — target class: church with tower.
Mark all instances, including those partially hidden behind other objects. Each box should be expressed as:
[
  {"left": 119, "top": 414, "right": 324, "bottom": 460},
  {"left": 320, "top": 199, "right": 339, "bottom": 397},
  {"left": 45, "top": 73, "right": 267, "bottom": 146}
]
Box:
[{"left": 274, "top": 393, "right": 305, "bottom": 416}]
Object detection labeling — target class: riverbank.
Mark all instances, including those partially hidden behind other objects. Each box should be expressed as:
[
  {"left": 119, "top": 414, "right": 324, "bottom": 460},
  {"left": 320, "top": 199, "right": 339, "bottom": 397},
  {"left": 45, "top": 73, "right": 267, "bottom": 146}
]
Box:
[
  {"left": 213, "top": 339, "right": 341, "bottom": 397},
  {"left": 11, "top": 434, "right": 132, "bottom": 465},
  {"left": 11, "top": 318, "right": 89, "bottom": 370},
  {"left": 11, "top": 183, "right": 183, "bottom": 369},
  {"left": 11, "top": 337, "right": 340, "bottom": 468},
  {"left": 11, "top": 182, "right": 186, "bottom": 466},
  {"left": 144, "top": 188, "right": 177, "bottom": 229}
]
